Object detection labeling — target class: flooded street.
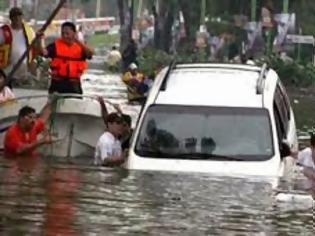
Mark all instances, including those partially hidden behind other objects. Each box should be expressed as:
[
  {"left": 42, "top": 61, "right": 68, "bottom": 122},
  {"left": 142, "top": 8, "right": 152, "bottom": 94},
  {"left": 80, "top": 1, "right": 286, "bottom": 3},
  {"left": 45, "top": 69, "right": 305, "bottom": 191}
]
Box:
[
  {"left": 0, "top": 54, "right": 314, "bottom": 235},
  {"left": 0, "top": 157, "right": 313, "bottom": 235}
]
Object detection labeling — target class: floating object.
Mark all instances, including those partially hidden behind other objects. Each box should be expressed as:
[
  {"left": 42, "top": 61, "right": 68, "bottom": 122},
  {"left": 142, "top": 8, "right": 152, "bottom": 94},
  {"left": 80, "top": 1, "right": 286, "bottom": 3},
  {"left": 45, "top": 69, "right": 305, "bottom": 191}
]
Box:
[{"left": 275, "top": 192, "right": 314, "bottom": 209}]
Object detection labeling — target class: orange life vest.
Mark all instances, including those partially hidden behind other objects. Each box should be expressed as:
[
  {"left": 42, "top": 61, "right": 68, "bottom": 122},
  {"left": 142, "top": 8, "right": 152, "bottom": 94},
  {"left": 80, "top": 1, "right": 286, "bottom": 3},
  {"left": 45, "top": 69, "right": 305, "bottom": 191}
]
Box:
[
  {"left": 50, "top": 38, "right": 87, "bottom": 81},
  {"left": 0, "top": 25, "right": 12, "bottom": 68}
]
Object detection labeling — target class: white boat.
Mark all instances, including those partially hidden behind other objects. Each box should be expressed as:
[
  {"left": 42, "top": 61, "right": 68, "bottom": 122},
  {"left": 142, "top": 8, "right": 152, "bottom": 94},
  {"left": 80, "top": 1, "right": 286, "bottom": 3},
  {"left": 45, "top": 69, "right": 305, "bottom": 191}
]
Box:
[{"left": 0, "top": 93, "right": 109, "bottom": 157}]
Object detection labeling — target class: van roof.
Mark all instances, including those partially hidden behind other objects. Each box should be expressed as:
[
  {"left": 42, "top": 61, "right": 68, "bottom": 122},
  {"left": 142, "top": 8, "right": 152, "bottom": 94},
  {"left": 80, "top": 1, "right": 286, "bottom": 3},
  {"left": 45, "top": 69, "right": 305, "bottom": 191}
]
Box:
[{"left": 153, "top": 63, "right": 278, "bottom": 108}]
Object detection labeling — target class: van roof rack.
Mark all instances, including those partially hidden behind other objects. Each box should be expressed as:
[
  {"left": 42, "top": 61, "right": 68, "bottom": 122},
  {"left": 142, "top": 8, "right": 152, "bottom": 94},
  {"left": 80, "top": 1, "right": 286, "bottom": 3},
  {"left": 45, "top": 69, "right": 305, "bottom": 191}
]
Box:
[
  {"left": 176, "top": 63, "right": 260, "bottom": 72},
  {"left": 160, "top": 59, "right": 176, "bottom": 91},
  {"left": 256, "top": 63, "right": 268, "bottom": 94}
]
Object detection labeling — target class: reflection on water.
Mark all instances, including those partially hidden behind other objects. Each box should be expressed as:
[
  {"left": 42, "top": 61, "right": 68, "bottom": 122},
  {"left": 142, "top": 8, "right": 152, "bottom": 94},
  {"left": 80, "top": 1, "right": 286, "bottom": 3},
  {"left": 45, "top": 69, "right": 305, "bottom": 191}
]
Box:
[
  {"left": 0, "top": 156, "right": 313, "bottom": 235},
  {"left": 0, "top": 67, "right": 314, "bottom": 235}
]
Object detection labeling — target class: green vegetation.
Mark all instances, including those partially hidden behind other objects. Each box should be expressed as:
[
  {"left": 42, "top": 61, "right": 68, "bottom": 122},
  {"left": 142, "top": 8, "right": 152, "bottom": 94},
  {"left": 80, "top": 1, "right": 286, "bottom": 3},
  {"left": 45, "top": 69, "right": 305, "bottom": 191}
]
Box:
[
  {"left": 86, "top": 33, "right": 119, "bottom": 48},
  {"left": 138, "top": 47, "right": 173, "bottom": 76},
  {"left": 256, "top": 55, "right": 315, "bottom": 87}
]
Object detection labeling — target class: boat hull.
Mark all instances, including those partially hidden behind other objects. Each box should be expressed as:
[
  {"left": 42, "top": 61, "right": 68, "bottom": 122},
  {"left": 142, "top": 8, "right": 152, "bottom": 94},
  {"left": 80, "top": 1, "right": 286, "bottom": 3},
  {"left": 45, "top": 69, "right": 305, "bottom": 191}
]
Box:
[{"left": 0, "top": 95, "right": 105, "bottom": 158}]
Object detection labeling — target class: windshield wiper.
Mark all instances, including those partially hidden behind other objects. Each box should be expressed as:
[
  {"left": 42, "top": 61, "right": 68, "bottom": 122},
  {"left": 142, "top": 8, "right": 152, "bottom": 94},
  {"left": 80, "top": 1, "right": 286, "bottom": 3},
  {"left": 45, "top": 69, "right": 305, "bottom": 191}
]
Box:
[
  {"left": 167, "top": 152, "right": 244, "bottom": 161},
  {"left": 137, "top": 148, "right": 244, "bottom": 161},
  {"left": 136, "top": 149, "right": 169, "bottom": 157}
]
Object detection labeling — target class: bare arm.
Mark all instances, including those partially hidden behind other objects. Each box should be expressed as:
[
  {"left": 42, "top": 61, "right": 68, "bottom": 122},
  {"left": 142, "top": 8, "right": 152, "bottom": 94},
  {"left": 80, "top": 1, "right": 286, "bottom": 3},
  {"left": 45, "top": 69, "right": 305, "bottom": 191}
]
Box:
[
  {"left": 102, "top": 150, "right": 128, "bottom": 167},
  {"left": 34, "top": 31, "right": 48, "bottom": 57},
  {"left": 303, "top": 167, "right": 315, "bottom": 181},
  {"left": 39, "top": 97, "right": 57, "bottom": 123},
  {"left": 75, "top": 38, "right": 94, "bottom": 58},
  {"left": 39, "top": 104, "right": 51, "bottom": 123},
  {"left": 97, "top": 96, "right": 108, "bottom": 126},
  {"left": 112, "top": 103, "right": 122, "bottom": 114},
  {"left": 15, "top": 137, "right": 48, "bottom": 155}
]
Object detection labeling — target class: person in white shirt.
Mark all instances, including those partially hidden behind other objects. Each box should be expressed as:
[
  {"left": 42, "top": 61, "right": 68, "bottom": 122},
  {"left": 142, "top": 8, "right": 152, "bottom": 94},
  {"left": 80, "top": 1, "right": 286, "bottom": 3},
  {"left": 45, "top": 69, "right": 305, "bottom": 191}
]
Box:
[
  {"left": 107, "top": 45, "right": 122, "bottom": 69},
  {"left": 77, "top": 25, "right": 85, "bottom": 43},
  {"left": 94, "top": 112, "right": 128, "bottom": 167},
  {"left": 291, "top": 134, "right": 315, "bottom": 181},
  {"left": 0, "top": 7, "right": 35, "bottom": 86},
  {"left": 0, "top": 69, "right": 14, "bottom": 103}
]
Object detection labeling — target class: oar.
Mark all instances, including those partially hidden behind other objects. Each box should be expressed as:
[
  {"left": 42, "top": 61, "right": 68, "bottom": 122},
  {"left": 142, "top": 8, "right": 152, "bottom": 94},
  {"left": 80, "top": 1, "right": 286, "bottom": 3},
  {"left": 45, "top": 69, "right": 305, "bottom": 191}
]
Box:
[{"left": 6, "top": 0, "right": 67, "bottom": 86}]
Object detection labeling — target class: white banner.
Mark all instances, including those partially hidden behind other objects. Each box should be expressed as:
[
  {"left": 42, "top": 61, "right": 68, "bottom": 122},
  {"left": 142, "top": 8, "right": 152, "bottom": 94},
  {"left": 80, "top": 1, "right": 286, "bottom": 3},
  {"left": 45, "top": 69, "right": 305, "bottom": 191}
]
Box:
[
  {"left": 286, "top": 35, "right": 315, "bottom": 45},
  {"left": 273, "top": 13, "right": 296, "bottom": 46}
]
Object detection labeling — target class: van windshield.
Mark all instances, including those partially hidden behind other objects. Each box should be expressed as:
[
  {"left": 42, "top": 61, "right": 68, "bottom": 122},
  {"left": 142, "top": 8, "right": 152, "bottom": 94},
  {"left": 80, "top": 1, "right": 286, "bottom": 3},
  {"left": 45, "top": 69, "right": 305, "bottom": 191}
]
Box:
[{"left": 135, "top": 105, "right": 274, "bottom": 161}]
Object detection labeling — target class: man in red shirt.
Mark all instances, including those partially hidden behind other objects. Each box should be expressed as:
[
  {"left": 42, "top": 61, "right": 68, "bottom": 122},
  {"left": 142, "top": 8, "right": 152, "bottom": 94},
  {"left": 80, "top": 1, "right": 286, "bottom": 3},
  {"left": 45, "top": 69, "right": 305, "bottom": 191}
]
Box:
[{"left": 4, "top": 102, "right": 55, "bottom": 156}]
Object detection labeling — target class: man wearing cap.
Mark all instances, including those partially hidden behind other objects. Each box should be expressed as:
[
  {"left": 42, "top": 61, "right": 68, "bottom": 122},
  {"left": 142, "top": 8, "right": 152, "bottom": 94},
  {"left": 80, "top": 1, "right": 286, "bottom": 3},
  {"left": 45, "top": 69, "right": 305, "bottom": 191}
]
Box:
[
  {"left": 122, "top": 63, "right": 149, "bottom": 101},
  {"left": 0, "top": 7, "right": 35, "bottom": 85},
  {"left": 94, "top": 112, "right": 128, "bottom": 167}
]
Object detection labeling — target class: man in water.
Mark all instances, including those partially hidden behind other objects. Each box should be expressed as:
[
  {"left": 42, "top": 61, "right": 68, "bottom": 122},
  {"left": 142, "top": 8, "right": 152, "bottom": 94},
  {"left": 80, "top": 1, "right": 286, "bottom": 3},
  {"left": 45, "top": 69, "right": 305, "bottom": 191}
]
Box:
[
  {"left": 96, "top": 96, "right": 133, "bottom": 150},
  {"left": 94, "top": 113, "right": 128, "bottom": 167},
  {"left": 4, "top": 100, "right": 58, "bottom": 156},
  {"left": 291, "top": 134, "right": 315, "bottom": 182}
]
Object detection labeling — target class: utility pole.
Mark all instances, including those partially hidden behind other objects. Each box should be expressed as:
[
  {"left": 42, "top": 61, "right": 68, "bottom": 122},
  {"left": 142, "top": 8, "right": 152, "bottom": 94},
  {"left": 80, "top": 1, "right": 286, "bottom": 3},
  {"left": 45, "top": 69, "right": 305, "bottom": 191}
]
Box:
[
  {"left": 200, "top": 0, "right": 206, "bottom": 26},
  {"left": 96, "top": 0, "right": 101, "bottom": 18},
  {"left": 251, "top": 0, "right": 256, "bottom": 21},
  {"left": 137, "top": 0, "right": 143, "bottom": 18},
  {"left": 297, "top": 27, "right": 302, "bottom": 62},
  {"left": 283, "top": 0, "right": 289, "bottom": 13},
  {"left": 129, "top": 0, "right": 134, "bottom": 39}
]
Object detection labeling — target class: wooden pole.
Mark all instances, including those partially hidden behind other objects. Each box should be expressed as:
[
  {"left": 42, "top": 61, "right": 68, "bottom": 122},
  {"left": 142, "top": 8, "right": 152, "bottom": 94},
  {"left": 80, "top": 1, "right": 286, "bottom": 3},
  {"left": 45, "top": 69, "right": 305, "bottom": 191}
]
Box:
[{"left": 6, "top": 0, "right": 67, "bottom": 85}]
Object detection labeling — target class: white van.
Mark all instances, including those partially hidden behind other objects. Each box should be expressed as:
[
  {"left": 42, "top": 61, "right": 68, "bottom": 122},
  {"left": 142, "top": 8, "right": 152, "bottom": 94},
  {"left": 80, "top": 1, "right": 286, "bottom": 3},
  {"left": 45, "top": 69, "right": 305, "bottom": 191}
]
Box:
[{"left": 126, "top": 63, "right": 298, "bottom": 178}]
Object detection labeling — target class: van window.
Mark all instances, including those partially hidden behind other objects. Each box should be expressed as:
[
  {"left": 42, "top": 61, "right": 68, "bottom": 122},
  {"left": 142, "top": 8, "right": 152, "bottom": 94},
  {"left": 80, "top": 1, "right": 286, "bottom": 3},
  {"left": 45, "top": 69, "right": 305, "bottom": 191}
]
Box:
[
  {"left": 135, "top": 105, "right": 274, "bottom": 161},
  {"left": 277, "top": 81, "right": 291, "bottom": 120},
  {"left": 274, "top": 84, "right": 290, "bottom": 137},
  {"left": 273, "top": 102, "right": 285, "bottom": 142}
]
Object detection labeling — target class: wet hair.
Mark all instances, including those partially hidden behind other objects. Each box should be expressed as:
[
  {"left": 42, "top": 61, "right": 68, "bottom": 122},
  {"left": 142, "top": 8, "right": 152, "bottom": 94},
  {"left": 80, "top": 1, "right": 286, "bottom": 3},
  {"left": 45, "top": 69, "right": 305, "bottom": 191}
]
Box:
[
  {"left": 240, "top": 54, "right": 247, "bottom": 64},
  {"left": 61, "top": 21, "right": 76, "bottom": 32},
  {"left": 310, "top": 133, "right": 315, "bottom": 147},
  {"left": 0, "top": 69, "right": 6, "bottom": 79},
  {"left": 122, "top": 114, "right": 132, "bottom": 127},
  {"left": 9, "top": 7, "right": 23, "bottom": 18},
  {"left": 18, "top": 106, "right": 36, "bottom": 119},
  {"left": 106, "top": 112, "right": 123, "bottom": 124}
]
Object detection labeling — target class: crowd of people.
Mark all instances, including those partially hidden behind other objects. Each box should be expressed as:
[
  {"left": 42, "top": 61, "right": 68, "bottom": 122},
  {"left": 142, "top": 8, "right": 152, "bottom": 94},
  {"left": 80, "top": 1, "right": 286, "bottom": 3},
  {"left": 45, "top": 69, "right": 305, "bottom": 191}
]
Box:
[
  {"left": 0, "top": 8, "right": 314, "bottom": 192},
  {"left": 0, "top": 8, "right": 137, "bottom": 169}
]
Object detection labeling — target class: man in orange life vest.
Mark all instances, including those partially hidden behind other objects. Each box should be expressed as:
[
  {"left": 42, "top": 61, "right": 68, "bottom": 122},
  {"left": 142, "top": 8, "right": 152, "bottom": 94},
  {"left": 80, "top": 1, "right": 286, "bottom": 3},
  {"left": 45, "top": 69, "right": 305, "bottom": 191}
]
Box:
[
  {"left": 38, "top": 21, "right": 94, "bottom": 94},
  {"left": 0, "top": 7, "right": 35, "bottom": 86}
]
